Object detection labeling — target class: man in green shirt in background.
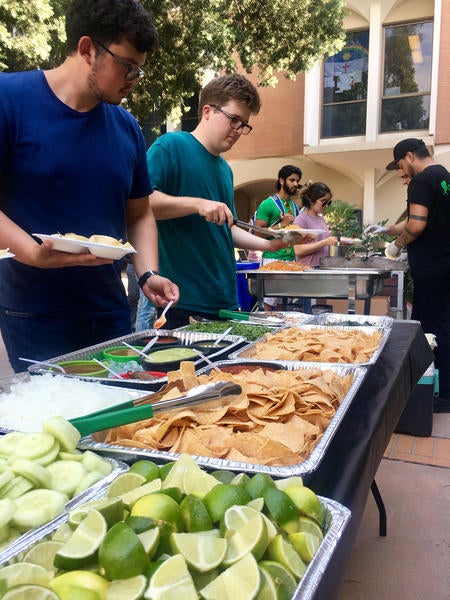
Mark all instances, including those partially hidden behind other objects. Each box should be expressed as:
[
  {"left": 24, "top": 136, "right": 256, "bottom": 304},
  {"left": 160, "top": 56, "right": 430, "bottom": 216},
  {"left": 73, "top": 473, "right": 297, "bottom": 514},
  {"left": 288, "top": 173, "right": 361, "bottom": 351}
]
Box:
[{"left": 254, "top": 165, "right": 303, "bottom": 310}]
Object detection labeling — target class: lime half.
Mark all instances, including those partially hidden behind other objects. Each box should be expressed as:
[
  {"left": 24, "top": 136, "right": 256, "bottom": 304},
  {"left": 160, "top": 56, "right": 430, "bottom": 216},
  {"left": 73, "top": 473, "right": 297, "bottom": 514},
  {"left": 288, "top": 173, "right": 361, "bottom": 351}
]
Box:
[{"left": 199, "top": 552, "right": 260, "bottom": 600}]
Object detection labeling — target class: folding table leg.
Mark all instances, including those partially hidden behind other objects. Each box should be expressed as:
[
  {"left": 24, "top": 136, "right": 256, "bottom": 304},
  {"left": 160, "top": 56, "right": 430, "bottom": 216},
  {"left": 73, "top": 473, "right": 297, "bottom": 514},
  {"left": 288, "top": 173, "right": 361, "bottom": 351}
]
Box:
[{"left": 371, "top": 479, "right": 387, "bottom": 536}]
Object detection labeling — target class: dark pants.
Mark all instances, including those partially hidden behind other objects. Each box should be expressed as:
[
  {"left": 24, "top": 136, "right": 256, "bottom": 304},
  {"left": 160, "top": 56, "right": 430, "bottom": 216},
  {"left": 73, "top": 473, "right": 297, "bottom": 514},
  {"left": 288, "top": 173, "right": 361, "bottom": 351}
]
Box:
[
  {"left": 0, "top": 307, "right": 132, "bottom": 373},
  {"left": 411, "top": 270, "right": 450, "bottom": 398}
]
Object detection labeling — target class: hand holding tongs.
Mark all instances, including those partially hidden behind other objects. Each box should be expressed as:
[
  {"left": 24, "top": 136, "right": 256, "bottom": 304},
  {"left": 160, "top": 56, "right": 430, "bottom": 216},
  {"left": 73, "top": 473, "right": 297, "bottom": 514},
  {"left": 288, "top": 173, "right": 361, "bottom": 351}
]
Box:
[
  {"left": 233, "top": 219, "right": 308, "bottom": 245},
  {"left": 69, "top": 380, "right": 242, "bottom": 436}
]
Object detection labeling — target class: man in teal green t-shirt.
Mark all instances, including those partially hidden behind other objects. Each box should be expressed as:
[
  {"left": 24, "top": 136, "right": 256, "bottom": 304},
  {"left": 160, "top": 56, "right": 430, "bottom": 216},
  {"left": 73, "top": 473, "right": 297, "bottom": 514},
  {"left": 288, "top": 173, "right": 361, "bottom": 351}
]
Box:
[
  {"left": 144, "top": 74, "right": 299, "bottom": 329},
  {"left": 254, "top": 165, "right": 303, "bottom": 310}
]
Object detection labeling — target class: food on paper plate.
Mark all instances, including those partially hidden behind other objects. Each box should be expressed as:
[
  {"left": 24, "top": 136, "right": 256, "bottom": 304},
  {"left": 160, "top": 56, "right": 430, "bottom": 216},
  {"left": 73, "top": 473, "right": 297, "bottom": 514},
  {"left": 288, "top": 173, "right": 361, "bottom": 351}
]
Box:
[
  {"left": 258, "top": 260, "right": 311, "bottom": 271},
  {"left": 244, "top": 327, "right": 383, "bottom": 364},
  {"left": 100, "top": 361, "right": 353, "bottom": 466},
  {"left": 89, "top": 234, "right": 134, "bottom": 250},
  {"left": 0, "top": 248, "right": 10, "bottom": 255},
  {"left": 61, "top": 233, "right": 90, "bottom": 242},
  {"left": 1, "top": 455, "right": 328, "bottom": 598}
]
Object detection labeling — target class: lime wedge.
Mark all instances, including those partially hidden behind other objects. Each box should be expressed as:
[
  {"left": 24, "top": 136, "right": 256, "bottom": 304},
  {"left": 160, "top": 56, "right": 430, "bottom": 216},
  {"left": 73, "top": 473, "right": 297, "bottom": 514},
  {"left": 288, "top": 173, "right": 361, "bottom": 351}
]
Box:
[
  {"left": 54, "top": 509, "right": 107, "bottom": 570},
  {"left": 288, "top": 530, "right": 322, "bottom": 563},
  {"left": 223, "top": 513, "right": 269, "bottom": 566},
  {"left": 170, "top": 532, "right": 227, "bottom": 572},
  {"left": 265, "top": 534, "right": 307, "bottom": 580},
  {"left": 50, "top": 571, "right": 109, "bottom": 600},
  {"left": 98, "top": 522, "right": 150, "bottom": 580},
  {"left": 106, "top": 574, "right": 147, "bottom": 600},
  {"left": 259, "top": 560, "right": 297, "bottom": 597},
  {"left": 2, "top": 585, "right": 60, "bottom": 600},
  {"left": 199, "top": 552, "right": 260, "bottom": 600},
  {"left": 23, "top": 541, "right": 64, "bottom": 571},
  {"left": 223, "top": 504, "right": 277, "bottom": 542},
  {"left": 0, "top": 563, "right": 51, "bottom": 588},
  {"left": 106, "top": 472, "right": 146, "bottom": 499},
  {"left": 145, "top": 554, "right": 197, "bottom": 599}
]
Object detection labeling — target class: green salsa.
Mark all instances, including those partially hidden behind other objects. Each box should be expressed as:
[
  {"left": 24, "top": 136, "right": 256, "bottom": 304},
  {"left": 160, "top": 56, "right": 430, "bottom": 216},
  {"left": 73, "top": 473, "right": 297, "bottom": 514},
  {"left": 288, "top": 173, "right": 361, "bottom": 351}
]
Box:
[{"left": 145, "top": 347, "right": 198, "bottom": 362}]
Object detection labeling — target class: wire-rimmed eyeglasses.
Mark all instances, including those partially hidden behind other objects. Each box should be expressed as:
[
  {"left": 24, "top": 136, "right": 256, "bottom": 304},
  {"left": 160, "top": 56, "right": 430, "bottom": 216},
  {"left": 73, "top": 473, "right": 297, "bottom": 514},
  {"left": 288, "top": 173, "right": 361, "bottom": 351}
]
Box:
[
  {"left": 210, "top": 105, "right": 253, "bottom": 135},
  {"left": 94, "top": 40, "right": 144, "bottom": 81}
]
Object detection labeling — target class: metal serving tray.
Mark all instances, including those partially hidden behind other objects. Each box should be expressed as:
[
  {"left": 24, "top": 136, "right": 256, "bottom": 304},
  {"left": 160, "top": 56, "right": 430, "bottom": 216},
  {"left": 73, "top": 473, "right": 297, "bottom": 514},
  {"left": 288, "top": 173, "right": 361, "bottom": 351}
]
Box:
[
  {"left": 26, "top": 329, "right": 246, "bottom": 391},
  {"left": 0, "top": 457, "right": 128, "bottom": 565},
  {"left": 77, "top": 360, "right": 366, "bottom": 478},
  {"left": 245, "top": 268, "right": 390, "bottom": 299},
  {"left": 230, "top": 324, "right": 391, "bottom": 367},
  {"left": 0, "top": 473, "right": 351, "bottom": 600},
  {"left": 316, "top": 312, "right": 394, "bottom": 329}
]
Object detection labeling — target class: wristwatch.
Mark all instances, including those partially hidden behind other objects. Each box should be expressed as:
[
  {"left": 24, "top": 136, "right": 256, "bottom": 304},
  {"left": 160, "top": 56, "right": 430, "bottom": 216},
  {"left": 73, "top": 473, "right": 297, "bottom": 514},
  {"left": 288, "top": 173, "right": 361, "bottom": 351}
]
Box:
[{"left": 138, "top": 270, "right": 159, "bottom": 289}]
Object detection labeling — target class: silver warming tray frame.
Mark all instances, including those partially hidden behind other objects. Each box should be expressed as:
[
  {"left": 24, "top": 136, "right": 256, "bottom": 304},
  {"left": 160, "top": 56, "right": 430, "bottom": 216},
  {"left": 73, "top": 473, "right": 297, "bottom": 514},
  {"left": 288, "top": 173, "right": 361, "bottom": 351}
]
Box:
[
  {"left": 77, "top": 360, "right": 366, "bottom": 478},
  {"left": 243, "top": 268, "right": 391, "bottom": 313},
  {"left": 230, "top": 324, "right": 391, "bottom": 367},
  {"left": 25, "top": 329, "right": 246, "bottom": 391},
  {"left": 0, "top": 474, "right": 351, "bottom": 600}
]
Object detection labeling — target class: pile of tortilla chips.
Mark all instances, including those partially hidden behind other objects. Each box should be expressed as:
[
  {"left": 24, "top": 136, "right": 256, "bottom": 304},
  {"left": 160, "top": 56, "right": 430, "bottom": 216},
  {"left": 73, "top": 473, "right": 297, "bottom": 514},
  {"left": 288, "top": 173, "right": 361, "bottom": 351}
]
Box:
[
  {"left": 240, "top": 327, "right": 383, "bottom": 364},
  {"left": 101, "top": 362, "right": 354, "bottom": 467}
]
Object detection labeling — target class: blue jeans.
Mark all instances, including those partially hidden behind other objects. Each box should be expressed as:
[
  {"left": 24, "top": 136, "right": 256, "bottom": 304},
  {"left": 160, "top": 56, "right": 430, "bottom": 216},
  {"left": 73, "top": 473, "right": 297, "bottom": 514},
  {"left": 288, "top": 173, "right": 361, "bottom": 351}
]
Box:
[
  {"left": 0, "top": 307, "right": 131, "bottom": 373},
  {"left": 135, "top": 290, "right": 157, "bottom": 331}
]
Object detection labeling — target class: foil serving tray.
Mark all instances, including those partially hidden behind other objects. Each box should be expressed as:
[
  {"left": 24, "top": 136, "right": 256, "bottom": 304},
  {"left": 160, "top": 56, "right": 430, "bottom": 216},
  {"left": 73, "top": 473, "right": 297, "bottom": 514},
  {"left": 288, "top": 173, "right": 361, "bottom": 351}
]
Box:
[
  {"left": 0, "top": 466, "right": 351, "bottom": 600},
  {"left": 77, "top": 360, "right": 366, "bottom": 478},
  {"left": 230, "top": 324, "right": 391, "bottom": 367}
]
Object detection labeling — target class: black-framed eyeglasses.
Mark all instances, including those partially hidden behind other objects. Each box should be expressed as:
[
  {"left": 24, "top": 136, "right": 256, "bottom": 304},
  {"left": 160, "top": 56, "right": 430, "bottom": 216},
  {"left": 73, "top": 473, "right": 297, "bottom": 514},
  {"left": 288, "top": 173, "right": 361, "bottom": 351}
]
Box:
[
  {"left": 318, "top": 198, "right": 332, "bottom": 208},
  {"left": 94, "top": 40, "right": 144, "bottom": 81},
  {"left": 210, "top": 105, "right": 253, "bottom": 135}
]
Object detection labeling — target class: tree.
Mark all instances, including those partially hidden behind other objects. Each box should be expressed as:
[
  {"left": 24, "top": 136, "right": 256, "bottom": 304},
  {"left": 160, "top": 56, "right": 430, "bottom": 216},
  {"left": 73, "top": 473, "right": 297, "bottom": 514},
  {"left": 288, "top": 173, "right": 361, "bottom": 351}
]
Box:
[{"left": 0, "top": 0, "right": 346, "bottom": 126}]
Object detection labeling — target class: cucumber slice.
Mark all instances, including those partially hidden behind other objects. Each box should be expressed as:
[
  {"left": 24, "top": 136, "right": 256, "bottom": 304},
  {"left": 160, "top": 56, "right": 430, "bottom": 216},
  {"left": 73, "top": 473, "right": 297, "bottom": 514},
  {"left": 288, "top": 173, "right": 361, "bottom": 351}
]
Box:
[
  {"left": 0, "top": 470, "right": 15, "bottom": 493},
  {"left": 46, "top": 461, "right": 86, "bottom": 497},
  {"left": 59, "top": 451, "right": 83, "bottom": 462},
  {"left": 0, "top": 498, "right": 15, "bottom": 527},
  {"left": 33, "top": 441, "right": 60, "bottom": 466},
  {"left": 0, "top": 433, "right": 28, "bottom": 457},
  {"left": 1, "top": 476, "right": 34, "bottom": 500},
  {"left": 81, "top": 451, "right": 112, "bottom": 476},
  {"left": 73, "top": 470, "right": 105, "bottom": 497},
  {"left": 43, "top": 417, "right": 80, "bottom": 452},
  {"left": 0, "top": 522, "right": 10, "bottom": 543},
  {"left": 10, "top": 460, "right": 51, "bottom": 489},
  {"left": 13, "top": 433, "right": 58, "bottom": 461},
  {"left": 12, "top": 489, "right": 68, "bottom": 531}
]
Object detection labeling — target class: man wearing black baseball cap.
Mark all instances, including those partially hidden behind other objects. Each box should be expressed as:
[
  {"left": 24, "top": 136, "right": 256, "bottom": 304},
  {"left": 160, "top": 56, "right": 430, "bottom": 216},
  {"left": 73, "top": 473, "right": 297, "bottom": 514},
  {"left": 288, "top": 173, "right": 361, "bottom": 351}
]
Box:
[{"left": 365, "top": 138, "right": 450, "bottom": 412}]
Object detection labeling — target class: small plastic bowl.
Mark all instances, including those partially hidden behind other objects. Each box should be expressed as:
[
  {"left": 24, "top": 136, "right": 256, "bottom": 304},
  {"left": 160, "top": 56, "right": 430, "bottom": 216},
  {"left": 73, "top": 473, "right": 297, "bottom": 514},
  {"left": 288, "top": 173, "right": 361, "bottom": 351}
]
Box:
[
  {"left": 189, "top": 339, "right": 232, "bottom": 356},
  {"left": 140, "top": 345, "right": 199, "bottom": 372},
  {"left": 57, "top": 360, "right": 108, "bottom": 378},
  {"left": 134, "top": 335, "right": 180, "bottom": 348},
  {"left": 102, "top": 346, "right": 145, "bottom": 363}
]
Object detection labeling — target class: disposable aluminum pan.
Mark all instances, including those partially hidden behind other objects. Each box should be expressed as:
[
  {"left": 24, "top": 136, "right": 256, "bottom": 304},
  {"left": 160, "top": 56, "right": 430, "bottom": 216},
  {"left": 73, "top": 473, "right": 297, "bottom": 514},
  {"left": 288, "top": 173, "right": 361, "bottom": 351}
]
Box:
[
  {"left": 25, "top": 329, "right": 246, "bottom": 391},
  {"left": 77, "top": 360, "right": 366, "bottom": 478},
  {"left": 315, "top": 312, "right": 393, "bottom": 329},
  {"left": 0, "top": 457, "right": 128, "bottom": 565},
  {"left": 0, "top": 470, "right": 351, "bottom": 600},
  {"left": 230, "top": 324, "right": 391, "bottom": 367}
]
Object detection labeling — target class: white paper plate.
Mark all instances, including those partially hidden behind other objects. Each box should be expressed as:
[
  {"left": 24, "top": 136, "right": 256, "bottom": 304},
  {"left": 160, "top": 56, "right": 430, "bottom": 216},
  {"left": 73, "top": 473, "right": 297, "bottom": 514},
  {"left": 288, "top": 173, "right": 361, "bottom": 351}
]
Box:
[
  {"left": 0, "top": 252, "right": 15, "bottom": 260},
  {"left": 33, "top": 234, "right": 137, "bottom": 260}
]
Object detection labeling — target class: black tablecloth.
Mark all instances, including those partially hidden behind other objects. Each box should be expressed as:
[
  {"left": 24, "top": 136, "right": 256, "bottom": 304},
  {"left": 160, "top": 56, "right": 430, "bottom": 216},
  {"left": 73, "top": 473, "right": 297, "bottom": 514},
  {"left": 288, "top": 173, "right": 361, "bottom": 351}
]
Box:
[{"left": 303, "top": 321, "right": 434, "bottom": 599}]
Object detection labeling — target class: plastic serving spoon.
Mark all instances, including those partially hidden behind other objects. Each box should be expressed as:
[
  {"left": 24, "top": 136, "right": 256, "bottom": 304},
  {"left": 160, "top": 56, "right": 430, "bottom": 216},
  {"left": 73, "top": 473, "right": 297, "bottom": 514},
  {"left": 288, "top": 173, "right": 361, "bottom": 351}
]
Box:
[
  {"left": 18, "top": 357, "right": 66, "bottom": 374},
  {"left": 233, "top": 219, "right": 312, "bottom": 245},
  {"left": 153, "top": 300, "right": 174, "bottom": 329}
]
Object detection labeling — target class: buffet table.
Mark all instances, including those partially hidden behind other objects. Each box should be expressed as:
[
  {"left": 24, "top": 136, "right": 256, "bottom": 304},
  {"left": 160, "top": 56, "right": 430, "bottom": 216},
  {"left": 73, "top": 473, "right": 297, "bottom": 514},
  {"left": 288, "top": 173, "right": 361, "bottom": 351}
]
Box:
[{"left": 303, "top": 320, "right": 433, "bottom": 599}]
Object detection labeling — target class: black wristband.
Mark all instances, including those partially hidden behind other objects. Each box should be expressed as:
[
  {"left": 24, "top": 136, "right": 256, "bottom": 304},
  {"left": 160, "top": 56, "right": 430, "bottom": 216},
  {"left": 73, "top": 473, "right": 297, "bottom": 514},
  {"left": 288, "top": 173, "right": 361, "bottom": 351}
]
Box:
[{"left": 138, "top": 270, "right": 159, "bottom": 289}]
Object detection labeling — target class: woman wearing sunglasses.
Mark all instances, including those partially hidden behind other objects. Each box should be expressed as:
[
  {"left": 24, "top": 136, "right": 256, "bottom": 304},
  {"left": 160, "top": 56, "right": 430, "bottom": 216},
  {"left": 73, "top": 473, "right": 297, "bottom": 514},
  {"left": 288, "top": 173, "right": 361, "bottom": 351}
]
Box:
[{"left": 293, "top": 182, "right": 338, "bottom": 267}]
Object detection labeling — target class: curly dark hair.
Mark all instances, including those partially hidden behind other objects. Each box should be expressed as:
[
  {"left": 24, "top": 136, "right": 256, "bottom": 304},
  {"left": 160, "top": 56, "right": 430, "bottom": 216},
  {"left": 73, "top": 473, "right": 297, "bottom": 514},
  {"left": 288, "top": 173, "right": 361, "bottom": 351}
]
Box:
[
  {"left": 65, "top": 0, "right": 158, "bottom": 54},
  {"left": 198, "top": 74, "right": 261, "bottom": 118},
  {"left": 276, "top": 165, "right": 302, "bottom": 191},
  {"left": 300, "top": 182, "right": 332, "bottom": 208}
]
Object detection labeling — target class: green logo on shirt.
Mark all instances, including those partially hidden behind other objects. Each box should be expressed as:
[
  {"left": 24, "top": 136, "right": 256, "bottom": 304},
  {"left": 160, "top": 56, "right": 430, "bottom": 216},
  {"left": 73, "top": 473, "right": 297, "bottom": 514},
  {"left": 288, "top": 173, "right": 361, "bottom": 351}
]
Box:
[{"left": 441, "top": 180, "right": 450, "bottom": 195}]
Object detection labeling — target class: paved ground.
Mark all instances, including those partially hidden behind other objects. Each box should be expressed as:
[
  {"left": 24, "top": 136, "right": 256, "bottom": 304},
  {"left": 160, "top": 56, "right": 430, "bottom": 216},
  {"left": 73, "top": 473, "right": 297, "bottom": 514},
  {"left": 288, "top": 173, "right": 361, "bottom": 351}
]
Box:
[{"left": 0, "top": 333, "right": 448, "bottom": 598}]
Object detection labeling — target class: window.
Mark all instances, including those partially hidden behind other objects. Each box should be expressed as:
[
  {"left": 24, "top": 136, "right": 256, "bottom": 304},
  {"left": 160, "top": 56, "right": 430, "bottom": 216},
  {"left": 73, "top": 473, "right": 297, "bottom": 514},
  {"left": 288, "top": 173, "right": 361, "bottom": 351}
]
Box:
[
  {"left": 381, "top": 21, "right": 433, "bottom": 133},
  {"left": 321, "top": 30, "right": 369, "bottom": 138}
]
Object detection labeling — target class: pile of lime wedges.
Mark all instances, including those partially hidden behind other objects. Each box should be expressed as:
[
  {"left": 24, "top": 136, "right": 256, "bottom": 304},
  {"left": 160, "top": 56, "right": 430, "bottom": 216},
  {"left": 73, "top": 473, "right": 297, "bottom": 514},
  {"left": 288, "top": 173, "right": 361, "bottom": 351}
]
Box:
[{"left": 0, "top": 453, "right": 327, "bottom": 600}]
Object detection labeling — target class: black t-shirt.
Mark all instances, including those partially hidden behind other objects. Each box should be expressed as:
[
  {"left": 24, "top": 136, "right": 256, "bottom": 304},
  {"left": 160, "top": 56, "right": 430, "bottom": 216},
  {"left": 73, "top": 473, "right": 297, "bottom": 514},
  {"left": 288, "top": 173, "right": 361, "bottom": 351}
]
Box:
[{"left": 407, "top": 164, "right": 450, "bottom": 276}]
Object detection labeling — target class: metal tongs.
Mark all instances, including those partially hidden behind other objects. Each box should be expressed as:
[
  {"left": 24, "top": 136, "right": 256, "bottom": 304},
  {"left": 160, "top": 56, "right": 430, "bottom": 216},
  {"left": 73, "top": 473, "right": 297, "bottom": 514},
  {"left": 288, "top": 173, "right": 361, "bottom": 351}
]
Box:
[
  {"left": 69, "top": 380, "right": 242, "bottom": 436},
  {"left": 233, "top": 219, "right": 308, "bottom": 245},
  {"left": 218, "top": 309, "right": 284, "bottom": 326}
]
